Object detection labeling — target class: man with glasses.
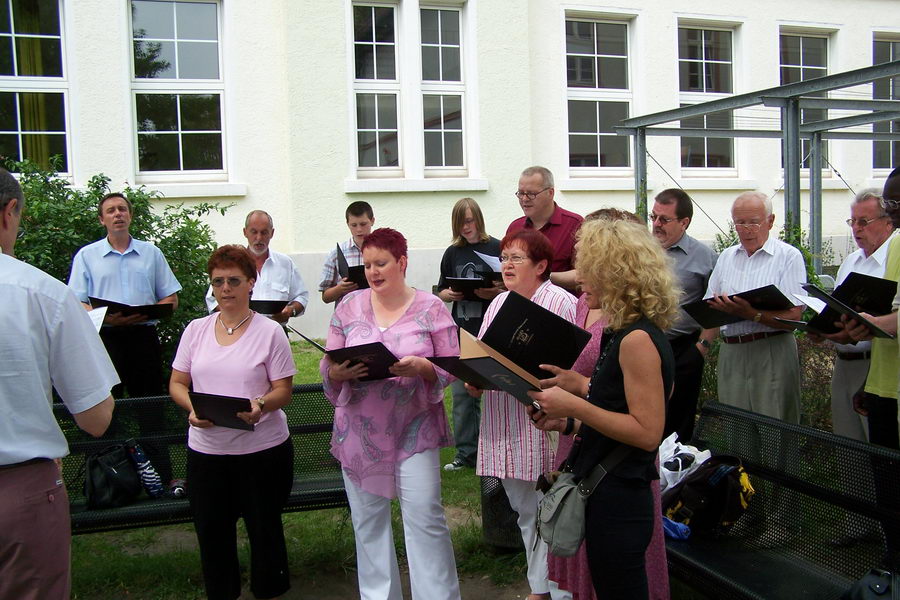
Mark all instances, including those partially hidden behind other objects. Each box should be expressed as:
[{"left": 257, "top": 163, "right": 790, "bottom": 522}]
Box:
[
  {"left": 697, "top": 192, "right": 806, "bottom": 423},
  {"left": 205, "top": 210, "right": 308, "bottom": 322},
  {"left": 507, "top": 166, "right": 583, "bottom": 285},
  {"left": 651, "top": 189, "right": 717, "bottom": 442}
]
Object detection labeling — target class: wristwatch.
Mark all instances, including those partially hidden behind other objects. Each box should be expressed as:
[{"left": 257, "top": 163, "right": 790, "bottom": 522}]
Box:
[
  {"left": 255, "top": 396, "right": 266, "bottom": 412},
  {"left": 753, "top": 312, "right": 763, "bottom": 323},
  {"left": 291, "top": 305, "right": 299, "bottom": 318},
  {"left": 698, "top": 338, "right": 711, "bottom": 350}
]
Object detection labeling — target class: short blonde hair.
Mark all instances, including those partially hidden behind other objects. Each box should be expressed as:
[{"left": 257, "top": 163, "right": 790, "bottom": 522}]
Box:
[{"left": 575, "top": 219, "right": 681, "bottom": 331}]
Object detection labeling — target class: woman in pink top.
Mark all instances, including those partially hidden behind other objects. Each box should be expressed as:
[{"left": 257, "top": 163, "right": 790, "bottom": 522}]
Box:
[
  {"left": 321, "top": 228, "right": 461, "bottom": 600},
  {"left": 170, "top": 245, "right": 297, "bottom": 600}
]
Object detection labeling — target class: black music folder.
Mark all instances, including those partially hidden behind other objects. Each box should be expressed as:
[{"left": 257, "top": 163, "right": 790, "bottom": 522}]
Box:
[
  {"left": 806, "top": 272, "right": 897, "bottom": 334},
  {"left": 445, "top": 274, "right": 501, "bottom": 301},
  {"left": 89, "top": 297, "right": 174, "bottom": 320},
  {"left": 802, "top": 283, "right": 896, "bottom": 339},
  {"left": 289, "top": 326, "right": 398, "bottom": 381},
  {"left": 189, "top": 392, "right": 254, "bottom": 431},
  {"left": 336, "top": 244, "right": 368, "bottom": 289},
  {"left": 250, "top": 299, "right": 288, "bottom": 315},
  {"left": 681, "top": 285, "right": 795, "bottom": 329}
]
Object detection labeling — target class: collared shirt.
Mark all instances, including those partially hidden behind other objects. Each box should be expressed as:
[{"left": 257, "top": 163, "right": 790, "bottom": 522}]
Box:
[
  {"left": 832, "top": 231, "right": 896, "bottom": 354},
  {"left": 206, "top": 249, "right": 309, "bottom": 313},
  {"left": 476, "top": 280, "right": 578, "bottom": 481},
  {"left": 1, "top": 254, "right": 119, "bottom": 464},
  {"left": 705, "top": 236, "right": 807, "bottom": 337},
  {"left": 666, "top": 233, "right": 718, "bottom": 338},
  {"left": 318, "top": 237, "right": 364, "bottom": 292},
  {"left": 68, "top": 236, "right": 181, "bottom": 315},
  {"left": 506, "top": 203, "right": 583, "bottom": 273},
  {"left": 866, "top": 235, "right": 900, "bottom": 400}
]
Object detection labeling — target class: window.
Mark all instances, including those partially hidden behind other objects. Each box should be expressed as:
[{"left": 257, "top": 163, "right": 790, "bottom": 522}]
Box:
[
  {"left": 565, "top": 19, "right": 630, "bottom": 170},
  {"left": 131, "top": 0, "right": 224, "bottom": 174},
  {"left": 351, "top": 3, "right": 470, "bottom": 179},
  {"left": 678, "top": 26, "right": 733, "bottom": 170},
  {"left": 873, "top": 39, "right": 899, "bottom": 169},
  {"left": 780, "top": 33, "right": 828, "bottom": 168},
  {"left": 0, "top": 0, "right": 68, "bottom": 172}
]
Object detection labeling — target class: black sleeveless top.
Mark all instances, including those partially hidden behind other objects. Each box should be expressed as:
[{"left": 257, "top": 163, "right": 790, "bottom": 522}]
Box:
[{"left": 569, "top": 317, "right": 675, "bottom": 482}]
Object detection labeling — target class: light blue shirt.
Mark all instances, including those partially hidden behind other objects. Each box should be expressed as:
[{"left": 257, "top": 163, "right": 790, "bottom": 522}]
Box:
[{"left": 68, "top": 236, "right": 182, "bottom": 308}]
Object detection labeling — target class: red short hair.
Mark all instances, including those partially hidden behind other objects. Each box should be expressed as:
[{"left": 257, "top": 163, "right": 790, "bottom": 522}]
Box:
[
  {"left": 500, "top": 229, "right": 554, "bottom": 281},
  {"left": 207, "top": 244, "right": 256, "bottom": 281},
  {"left": 361, "top": 227, "right": 407, "bottom": 261}
]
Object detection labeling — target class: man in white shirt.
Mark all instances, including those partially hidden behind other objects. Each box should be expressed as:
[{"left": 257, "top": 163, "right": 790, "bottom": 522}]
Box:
[
  {"left": 697, "top": 192, "right": 807, "bottom": 423},
  {"left": 206, "top": 210, "right": 308, "bottom": 321},
  {"left": 0, "top": 169, "right": 118, "bottom": 600}
]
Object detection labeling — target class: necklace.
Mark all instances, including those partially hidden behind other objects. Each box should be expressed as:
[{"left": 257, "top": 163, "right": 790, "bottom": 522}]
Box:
[{"left": 218, "top": 312, "right": 252, "bottom": 335}]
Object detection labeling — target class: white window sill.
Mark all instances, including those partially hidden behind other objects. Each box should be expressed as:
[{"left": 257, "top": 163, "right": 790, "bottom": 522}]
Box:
[
  {"left": 148, "top": 183, "right": 248, "bottom": 199},
  {"left": 558, "top": 178, "right": 637, "bottom": 191},
  {"left": 344, "top": 178, "right": 489, "bottom": 193},
  {"left": 676, "top": 179, "right": 757, "bottom": 191},
  {"left": 798, "top": 179, "right": 848, "bottom": 191}
]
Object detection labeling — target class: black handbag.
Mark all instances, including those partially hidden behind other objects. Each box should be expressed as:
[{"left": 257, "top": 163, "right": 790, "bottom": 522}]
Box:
[
  {"left": 84, "top": 444, "right": 143, "bottom": 509},
  {"left": 842, "top": 569, "right": 900, "bottom": 600}
]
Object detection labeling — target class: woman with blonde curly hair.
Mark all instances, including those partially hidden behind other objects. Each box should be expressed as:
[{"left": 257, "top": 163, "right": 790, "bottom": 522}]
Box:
[{"left": 529, "top": 218, "right": 680, "bottom": 600}]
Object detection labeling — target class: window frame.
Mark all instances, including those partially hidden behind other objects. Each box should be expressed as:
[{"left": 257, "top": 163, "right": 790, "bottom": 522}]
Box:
[
  {"left": 873, "top": 36, "right": 900, "bottom": 173},
  {"left": 779, "top": 31, "right": 829, "bottom": 171}
]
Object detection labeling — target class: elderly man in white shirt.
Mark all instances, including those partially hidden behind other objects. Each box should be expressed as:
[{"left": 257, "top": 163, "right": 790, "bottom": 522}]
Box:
[
  {"left": 697, "top": 192, "right": 807, "bottom": 423},
  {"left": 206, "top": 210, "right": 309, "bottom": 321}
]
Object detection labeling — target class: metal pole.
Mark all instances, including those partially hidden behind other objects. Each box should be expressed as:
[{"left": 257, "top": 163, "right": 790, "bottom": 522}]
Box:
[
  {"left": 782, "top": 99, "right": 802, "bottom": 229},
  {"left": 634, "top": 127, "right": 647, "bottom": 219},
  {"left": 809, "top": 131, "right": 822, "bottom": 274}
]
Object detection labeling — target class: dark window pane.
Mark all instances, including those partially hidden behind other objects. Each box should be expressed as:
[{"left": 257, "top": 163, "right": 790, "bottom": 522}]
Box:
[
  {"left": 706, "top": 63, "right": 732, "bottom": 93},
  {"left": 423, "top": 95, "right": 441, "bottom": 130},
  {"left": 598, "top": 102, "right": 628, "bottom": 133},
  {"left": 0, "top": 38, "right": 12, "bottom": 75},
  {"left": 177, "top": 41, "right": 219, "bottom": 79},
  {"left": 136, "top": 94, "right": 177, "bottom": 132},
  {"left": 182, "top": 132, "right": 222, "bottom": 169},
  {"left": 874, "top": 41, "right": 890, "bottom": 65},
  {"left": 680, "top": 61, "right": 702, "bottom": 91},
  {"left": 801, "top": 67, "right": 826, "bottom": 82},
  {"left": 15, "top": 37, "right": 62, "bottom": 76},
  {"left": 681, "top": 137, "right": 705, "bottom": 167},
  {"left": 444, "top": 96, "right": 462, "bottom": 130},
  {"left": 134, "top": 40, "right": 176, "bottom": 78},
  {"left": 176, "top": 2, "right": 217, "bottom": 40},
  {"left": 441, "top": 10, "right": 459, "bottom": 45},
  {"left": 874, "top": 140, "right": 890, "bottom": 169},
  {"left": 374, "top": 45, "right": 395, "bottom": 79},
  {"left": 567, "top": 56, "right": 595, "bottom": 88},
  {"left": 597, "top": 56, "right": 627, "bottom": 89},
  {"left": 422, "top": 45, "right": 439, "bottom": 80},
  {"left": 358, "top": 131, "right": 377, "bottom": 166},
  {"left": 706, "top": 110, "right": 732, "bottom": 130},
  {"left": 373, "top": 7, "right": 393, "bottom": 43},
  {"left": 873, "top": 77, "right": 889, "bottom": 100},
  {"left": 566, "top": 21, "right": 594, "bottom": 54},
  {"left": 138, "top": 133, "right": 180, "bottom": 170},
  {"left": 780, "top": 35, "right": 800, "bottom": 65},
  {"left": 706, "top": 138, "right": 733, "bottom": 167},
  {"left": 704, "top": 31, "right": 731, "bottom": 61},
  {"left": 12, "top": 0, "right": 59, "bottom": 36},
  {"left": 0, "top": 92, "right": 16, "bottom": 130},
  {"left": 802, "top": 37, "right": 827, "bottom": 67},
  {"left": 132, "top": 0, "right": 174, "bottom": 39},
  {"left": 568, "top": 100, "right": 597, "bottom": 134},
  {"left": 376, "top": 94, "right": 396, "bottom": 129},
  {"left": 353, "top": 6, "right": 372, "bottom": 42},
  {"left": 569, "top": 135, "right": 598, "bottom": 167},
  {"left": 444, "top": 131, "right": 463, "bottom": 166},
  {"left": 0, "top": 2, "right": 9, "bottom": 33},
  {"left": 420, "top": 9, "right": 438, "bottom": 44},
  {"left": 599, "top": 135, "right": 629, "bottom": 167},
  {"left": 678, "top": 28, "right": 702, "bottom": 60},
  {"left": 180, "top": 94, "right": 220, "bottom": 130},
  {"left": 0, "top": 134, "right": 18, "bottom": 162},
  {"left": 424, "top": 130, "right": 442, "bottom": 166},
  {"left": 356, "top": 94, "right": 376, "bottom": 129},
  {"left": 20, "top": 92, "right": 64, "bottom": 131},
  {"left": 781, "top": 66, "right": 801, "bottom": 85},
  {"left": 378, "top": 131, "right": 398, "bottom": 166},
  {"left": 441, "top": 47, "right": 460, "bottom": 81},
  {"left": 355, "top": 44, "right": 374, "bottom": 78},
  {"left": 22, "top": 133, "right": 65, "bottom": 170},
  {"left": 596, "top": 23, "right": 626, "bottom": 56}
]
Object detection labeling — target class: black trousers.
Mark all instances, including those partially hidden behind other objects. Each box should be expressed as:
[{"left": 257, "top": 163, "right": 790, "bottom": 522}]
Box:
[
  {"left": 187, "top": 438, "right": 294, "bottom": 600},
  {"left": 865, "top": 394, "right": 900, "bottom": 559},
  {"left": 585, "top": 475, "right": 654, "bottom": 600},
  {"left": 663, "top": 332, "right": 705, "bottom": 443}
]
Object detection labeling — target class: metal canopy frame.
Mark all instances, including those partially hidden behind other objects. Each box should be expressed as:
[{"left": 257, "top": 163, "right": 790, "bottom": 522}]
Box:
[{"left": 615, "top": 60, "right": 900, "bottom": 272}]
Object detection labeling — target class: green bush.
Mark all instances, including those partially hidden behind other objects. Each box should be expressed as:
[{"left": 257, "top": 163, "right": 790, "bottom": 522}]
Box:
[{"left": 11, "top": 158, "right": 231, "bottom": 375}]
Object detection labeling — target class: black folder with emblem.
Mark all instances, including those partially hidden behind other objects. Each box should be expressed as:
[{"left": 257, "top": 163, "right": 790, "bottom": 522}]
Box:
[
  {"left": 336, "top": 244, "right": 369, "bottom": 289},
  {"left": 89, "top": 297, "right": 174, "bottom": 320},
  {"left": 681, "top": 284, "right": 795, "bottom": 329},
  {"left": 805, "top": 272, "right": 897, "bottom": 335},
  {"left": 445, "top": 273, "right": 502, "bottom": 301},
  {"left": 249, "top": 299, "right": 288, "bottom": 315},
  {"left": 289, "top": 326, "right": 398, "bottom": 381}
]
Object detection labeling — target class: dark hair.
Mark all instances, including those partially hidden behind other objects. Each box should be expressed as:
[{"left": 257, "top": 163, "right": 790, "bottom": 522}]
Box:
[
  {"left": 500, "top": 229, "right": 554, "bottom": 281},
  {"left": 654, "top": 188, "right": 693, "bottom": 220},
  {"left": 207, "top": 244, "right": 257, "bottom": 281},
  {"left": 0, "top": 168, "right": 24, "bottom": 214},
  {"left": 362, "top": 227, "right": 407, "bottom": 261},
  {"left": 346, "top": 201, "right": 374, "bottom": 221},
  {"left": 885, "top": 168, "right": 900, "bottom": 202},
  {"left": 98, "top": 192, "right": 132, "bottom": 216},
  {"left": 585, "top": 207, "right": 641, "bottom": 224}
]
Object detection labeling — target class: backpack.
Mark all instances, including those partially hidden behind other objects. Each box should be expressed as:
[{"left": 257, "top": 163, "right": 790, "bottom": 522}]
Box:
[
  {"left": 83, "top": 444, "right": 143, "bottom": 509},
  {"left": 661, "top": 455, "right": 754, "bottom": 534}
]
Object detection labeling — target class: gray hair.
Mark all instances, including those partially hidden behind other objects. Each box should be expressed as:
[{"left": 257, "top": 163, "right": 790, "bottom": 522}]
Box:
[
  {"left": 852, "top": 188, "right": 887, "bottom": 216},
  {"left": 520, "top": 165, "right": 554, "bottom": 189},
  {"left": 0, "top": 169, "right": 24, "bottom": 214},
  {"left": 245, "top": 210, "right": 274, "bottom": 229},
  {"left": 734, "top": 191, "right": 772, "bottom": 217}
]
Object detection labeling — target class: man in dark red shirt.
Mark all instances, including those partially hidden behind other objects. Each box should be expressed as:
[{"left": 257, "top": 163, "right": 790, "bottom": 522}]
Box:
[{"left": 507, "top": 166, "right": 583, "bottom": 280}]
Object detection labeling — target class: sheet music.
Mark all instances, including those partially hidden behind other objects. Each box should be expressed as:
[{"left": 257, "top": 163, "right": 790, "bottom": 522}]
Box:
[
  {"left": 88, "top": 306, "right": 107, "bottom": 333},
  {"left": 473, "top": 251, "right": 501, "bottom": 273},
  {"left": 792, "top": 293, "right": 826, "bottom": 314}
]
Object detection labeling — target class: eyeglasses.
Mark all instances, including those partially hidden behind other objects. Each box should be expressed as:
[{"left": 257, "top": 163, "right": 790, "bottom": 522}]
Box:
[
  {"left": 846, "top": 216, "right": 888, "bottom": 228},
  {"left": 211, "top": 276, "right": 247, "bottom": 288},
  {"left": 649, "top": 213, "right": 680, "bottom": 225},
  {"left": 884, "top": 198, "right": 900, "bottom": 209},
  {"left": 16, "top": 226, "right": 24, "bottom": 239},
  {"left": 499, "top": 254, "right": 529, "bottom": 265},
  {"left": 515, "top": 187, "right": 551, "bottom": 201},
  {"left": 732, "top": 222, "right": 762, "bottom": 232}
]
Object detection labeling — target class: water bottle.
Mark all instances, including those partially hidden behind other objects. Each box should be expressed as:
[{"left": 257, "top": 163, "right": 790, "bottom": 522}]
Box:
[{"left": 124, "top": 439, "right": 165, "bottom": 498}]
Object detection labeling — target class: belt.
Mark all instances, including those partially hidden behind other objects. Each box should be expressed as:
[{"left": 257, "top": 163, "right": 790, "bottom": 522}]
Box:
[
  {"left": 722, "top": 330, "right": 788, "bottom": 345},
  {"left": 0, "top": 457, "right": 51, "bottom": 471},
  {"left": 837, "top": 351, "right": 871, "bottom": 361}
]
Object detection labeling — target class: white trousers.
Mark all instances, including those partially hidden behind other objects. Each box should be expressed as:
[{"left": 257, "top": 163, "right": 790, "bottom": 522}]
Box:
[
  {"left": 501, "top": 478, "right": 571, "bottom": 600},
  {"left": 343, "top": 448, "right": 461, "bottom": 600}
]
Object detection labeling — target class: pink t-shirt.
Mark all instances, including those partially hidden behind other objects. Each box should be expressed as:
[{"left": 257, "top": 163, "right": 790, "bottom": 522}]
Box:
[{"left": 172, "top": 313, "right": 297, "bottom": 455}]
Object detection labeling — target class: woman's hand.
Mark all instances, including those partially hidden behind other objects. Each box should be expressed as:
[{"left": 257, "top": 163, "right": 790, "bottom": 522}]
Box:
[
  {"left": 188, "top": 410, "right": 214, "bottom": 428},
  {"left": 237, "top": 399, "right": 263, "bottom": 427},
  {"left": 328, "top": 359, "right": 369, "bottom": 381},
  {"left": 527, "top": 386, "right": 583, "bottom": 420},
  {"left": 389, "top": 356, "right": 436, "bottom": 381},
  {"left": 464, "top": 383, "right": 483, "bottom": 398},
  {"left": 526, "top": 404, "right": 568, "bottom": 433},
  {"left": 538, "top": 364, "right": 589, "bottom": 396}
]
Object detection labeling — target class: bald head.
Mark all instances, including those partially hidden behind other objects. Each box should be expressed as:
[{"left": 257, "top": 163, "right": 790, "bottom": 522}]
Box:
[{"left": 731, "top": 191, "right": 775, "bottom": 255}]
